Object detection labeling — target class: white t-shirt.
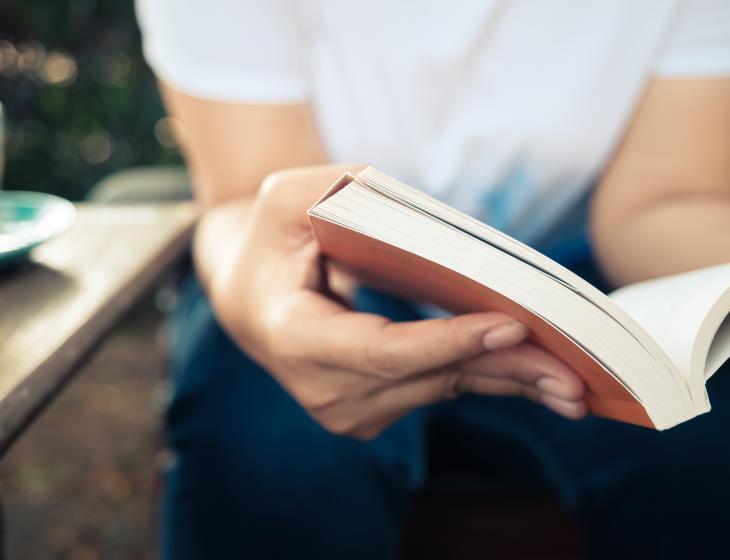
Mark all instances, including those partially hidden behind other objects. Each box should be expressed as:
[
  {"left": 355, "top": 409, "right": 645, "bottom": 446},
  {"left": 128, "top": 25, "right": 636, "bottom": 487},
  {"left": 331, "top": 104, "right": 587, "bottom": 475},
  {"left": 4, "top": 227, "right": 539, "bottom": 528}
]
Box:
[{"left": 136, "top": 0, "right": 730, "bottom": 246}]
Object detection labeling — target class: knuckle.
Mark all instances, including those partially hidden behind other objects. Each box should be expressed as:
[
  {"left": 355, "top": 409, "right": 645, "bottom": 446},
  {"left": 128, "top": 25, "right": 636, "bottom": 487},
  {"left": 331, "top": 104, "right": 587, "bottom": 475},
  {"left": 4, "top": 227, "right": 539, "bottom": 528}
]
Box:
[
  {"left": 294, "top": 389, "right": 318, "bottom": 411},
  {"left": 270, "top": 333, "right": 307, "bottom": 371},
  {"left": 454, "top": 316, "right": 506, "bottom": 356},
  {"left": 522, "top": 385, "right": 541, "bottom": 402},
  {"left": 257, "top": 171, "right": 299, "bottom": 214},
  {"left": 351, "top": 426, "right": 380, "bottom": 441},
  {"left": 267, "top": 310, "right": 311, "bottom": 371},
  {"left": 298, "top": 384, "right": 343, "bottom": 412},
  {"left": 319, "top": 414, "right": 359, "bottom": 437},
  {"left": 446, "top": 317, "right": 477, "bottom": 351},
  {"left": 292, "top": 384, "right": 324, "bottom": 411},
  {"left": 366, "top": 342, "right": 405, "bottom": 378},
  {"left": 259, "top": 170, "right": 289, "bottom": 200},
  {"left": 442, "top": 370, "right": 468, "bottom": 399}
]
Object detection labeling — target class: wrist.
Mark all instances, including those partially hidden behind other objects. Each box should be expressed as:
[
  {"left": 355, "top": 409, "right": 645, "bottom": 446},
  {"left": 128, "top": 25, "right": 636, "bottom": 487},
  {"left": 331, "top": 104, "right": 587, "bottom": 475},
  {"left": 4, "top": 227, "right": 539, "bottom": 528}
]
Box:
[{"left": 192, "top": 199, "right": 271, "bottom": 357}]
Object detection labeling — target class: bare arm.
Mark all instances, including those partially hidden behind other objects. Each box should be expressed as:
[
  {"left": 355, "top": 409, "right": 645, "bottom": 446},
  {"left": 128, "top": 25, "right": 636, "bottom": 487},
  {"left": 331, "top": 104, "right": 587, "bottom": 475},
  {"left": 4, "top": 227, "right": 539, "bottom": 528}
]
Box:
[
  {"left": 157, "top": 82, "right": 329, "bottom": 288},
  {"left": 590, "top": 78, "right": 730, "bottom": 287}
]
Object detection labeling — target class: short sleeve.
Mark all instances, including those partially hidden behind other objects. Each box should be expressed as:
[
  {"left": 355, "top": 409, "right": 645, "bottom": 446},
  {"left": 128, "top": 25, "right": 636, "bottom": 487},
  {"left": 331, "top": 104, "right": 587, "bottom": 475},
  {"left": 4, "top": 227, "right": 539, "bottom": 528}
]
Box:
[
  {"left": 653, "top": 0, "right": 730, "bottom": 77},
  {"left": 135, "top": 0, "right": 308, "bottom": 103}
]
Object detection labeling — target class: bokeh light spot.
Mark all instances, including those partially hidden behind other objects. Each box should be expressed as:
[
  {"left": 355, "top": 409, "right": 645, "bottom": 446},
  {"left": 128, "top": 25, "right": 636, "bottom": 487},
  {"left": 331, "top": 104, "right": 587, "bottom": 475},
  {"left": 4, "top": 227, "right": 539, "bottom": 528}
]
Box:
[
  {"left": 153, "top": 117, "right": 183, "bottom": 149},
  {"left": 41, "top": 52, "right": 78, "bottom": 87},
  {"left": 0, "top": 40, "right": 18, "bottom": 74},
  {"left": 17, "top": 41, "right": 46, "bottom": 71},
  {"left": 95, "top": 54, "right": 132, "bottom": 86},
  {"left": 80, "top": 131, "right": 113, "bottom": 164}
]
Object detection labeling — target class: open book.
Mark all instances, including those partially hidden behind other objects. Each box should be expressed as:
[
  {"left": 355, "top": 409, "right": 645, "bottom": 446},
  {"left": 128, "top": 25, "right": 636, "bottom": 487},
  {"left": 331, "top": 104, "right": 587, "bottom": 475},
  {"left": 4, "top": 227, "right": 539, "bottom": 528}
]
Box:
[{"left": 308, "top": 167, "right": 730, "bottom": 430}]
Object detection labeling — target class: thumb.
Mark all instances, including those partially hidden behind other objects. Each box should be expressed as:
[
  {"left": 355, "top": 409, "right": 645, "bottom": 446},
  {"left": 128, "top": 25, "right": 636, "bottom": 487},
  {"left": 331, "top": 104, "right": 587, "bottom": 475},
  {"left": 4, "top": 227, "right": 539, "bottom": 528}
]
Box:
[
  {"left": 305, "top": 308, "right": 531, "bottom": 378},
  {"left": 481, "top": 320, "right": 530, "bottom": 351}
]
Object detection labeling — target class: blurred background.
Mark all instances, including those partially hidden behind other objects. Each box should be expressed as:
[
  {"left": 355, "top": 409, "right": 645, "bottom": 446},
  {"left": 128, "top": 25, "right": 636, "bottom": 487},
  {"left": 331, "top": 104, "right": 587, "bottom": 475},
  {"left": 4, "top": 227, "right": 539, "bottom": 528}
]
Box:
[
  {"left": 1, "top": 2, "right": 180, "bottom": 559},
  {"left": 0, "top": 0, "right": 181, "bottom": 199}
]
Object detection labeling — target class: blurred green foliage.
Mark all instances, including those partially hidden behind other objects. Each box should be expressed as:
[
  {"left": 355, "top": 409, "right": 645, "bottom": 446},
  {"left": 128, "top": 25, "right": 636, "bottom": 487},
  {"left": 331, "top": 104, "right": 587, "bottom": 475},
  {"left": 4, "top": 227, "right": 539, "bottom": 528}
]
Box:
[{"left": 0, "top": 0, "right": 181, "bottom": 200}]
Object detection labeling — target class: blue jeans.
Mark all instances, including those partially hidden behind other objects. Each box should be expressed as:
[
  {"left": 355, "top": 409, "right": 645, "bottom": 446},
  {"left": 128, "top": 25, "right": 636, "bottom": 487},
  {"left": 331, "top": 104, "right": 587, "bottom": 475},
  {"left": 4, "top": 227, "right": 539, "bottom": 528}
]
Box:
[{"left": 162, "top": 266, "right": 730, "bottom": 560}]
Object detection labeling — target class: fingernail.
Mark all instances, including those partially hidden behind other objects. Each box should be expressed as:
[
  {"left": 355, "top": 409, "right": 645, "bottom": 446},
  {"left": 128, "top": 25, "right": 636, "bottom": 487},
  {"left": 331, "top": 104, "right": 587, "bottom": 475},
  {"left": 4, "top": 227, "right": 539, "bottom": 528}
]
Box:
[
  {"left": 536, "top": 377, "right": 581, "bottom": 400},
  {"left": 482, "top": 322, "right": 529, "bottom": 351},
  {"left": 541, "top": 394, "right": 587, "bottom": 419}
]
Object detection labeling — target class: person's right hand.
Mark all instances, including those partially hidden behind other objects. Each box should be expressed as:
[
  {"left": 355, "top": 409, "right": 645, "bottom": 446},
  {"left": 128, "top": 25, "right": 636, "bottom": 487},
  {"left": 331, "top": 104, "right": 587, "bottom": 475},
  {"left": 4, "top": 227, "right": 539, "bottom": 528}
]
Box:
[{"left": 209, "top": 165, "right": 587, "bottom": 439}]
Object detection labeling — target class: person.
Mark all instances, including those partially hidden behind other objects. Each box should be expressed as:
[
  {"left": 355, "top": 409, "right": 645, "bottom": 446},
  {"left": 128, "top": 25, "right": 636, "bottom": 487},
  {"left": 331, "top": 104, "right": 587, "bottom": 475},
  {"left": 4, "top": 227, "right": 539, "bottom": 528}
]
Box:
[{"left": 135, "top": 1, "right": 730, "bottom": 558}]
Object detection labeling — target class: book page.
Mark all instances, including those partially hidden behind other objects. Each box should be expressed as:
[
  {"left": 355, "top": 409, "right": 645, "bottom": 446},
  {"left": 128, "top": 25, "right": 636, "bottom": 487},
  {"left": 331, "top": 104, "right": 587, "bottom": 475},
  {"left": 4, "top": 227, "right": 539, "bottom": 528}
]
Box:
[
  {"left": 610, "top": 263, "right": 730, "bottom": 390},
  {"left": 706, "top": 314, "right": 730, "bottom": 376}
]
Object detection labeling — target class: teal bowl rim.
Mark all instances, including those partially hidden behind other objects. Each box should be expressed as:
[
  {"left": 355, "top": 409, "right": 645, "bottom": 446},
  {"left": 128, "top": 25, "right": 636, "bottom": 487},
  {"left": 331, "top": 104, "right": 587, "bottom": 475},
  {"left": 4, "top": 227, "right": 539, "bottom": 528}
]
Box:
[{"left": 0, "top": 190, "right": 77, "bottom": 263}]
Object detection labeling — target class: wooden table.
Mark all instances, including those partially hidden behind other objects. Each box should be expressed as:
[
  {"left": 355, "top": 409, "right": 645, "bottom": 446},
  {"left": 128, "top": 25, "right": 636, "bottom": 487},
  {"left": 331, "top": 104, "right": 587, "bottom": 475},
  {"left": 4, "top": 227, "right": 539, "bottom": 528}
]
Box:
[{"left": 0, "top": 203, "right": 196, "bottom": 456}]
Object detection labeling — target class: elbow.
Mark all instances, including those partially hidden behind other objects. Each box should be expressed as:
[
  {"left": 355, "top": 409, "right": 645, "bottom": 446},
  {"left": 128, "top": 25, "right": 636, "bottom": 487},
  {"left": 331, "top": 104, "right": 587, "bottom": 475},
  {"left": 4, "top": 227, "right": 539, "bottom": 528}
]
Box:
[
  {"left": 587, "top": 195, "right": 643, "bottom": 289},
  {"left": 588, "top": 211, "right": 622, "bottom": 289}
]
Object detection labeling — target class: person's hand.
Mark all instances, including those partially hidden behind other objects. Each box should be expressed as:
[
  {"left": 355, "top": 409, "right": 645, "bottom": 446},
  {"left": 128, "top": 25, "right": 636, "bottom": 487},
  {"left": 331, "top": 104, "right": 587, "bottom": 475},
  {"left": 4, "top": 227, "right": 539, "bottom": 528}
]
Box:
[{"left": 210, "top": 165, "right": 586, "bottom": 439}]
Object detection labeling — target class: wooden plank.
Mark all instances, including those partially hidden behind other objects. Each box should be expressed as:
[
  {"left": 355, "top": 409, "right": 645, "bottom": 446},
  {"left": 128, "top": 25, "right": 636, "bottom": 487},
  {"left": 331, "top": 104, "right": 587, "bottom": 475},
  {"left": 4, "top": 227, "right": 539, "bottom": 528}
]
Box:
[{"left": 0, "top": 203, "right": 196, "bottom": 455}]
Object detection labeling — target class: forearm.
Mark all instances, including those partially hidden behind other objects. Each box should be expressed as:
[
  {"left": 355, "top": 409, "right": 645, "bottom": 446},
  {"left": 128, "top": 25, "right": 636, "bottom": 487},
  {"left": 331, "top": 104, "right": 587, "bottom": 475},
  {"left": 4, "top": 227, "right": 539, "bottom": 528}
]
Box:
[
  {"left": 193, "top": 197, "right": 255, "bottom": 294},
  {"left": 592, "top": 195, "right": 730, "bottom": 287}
]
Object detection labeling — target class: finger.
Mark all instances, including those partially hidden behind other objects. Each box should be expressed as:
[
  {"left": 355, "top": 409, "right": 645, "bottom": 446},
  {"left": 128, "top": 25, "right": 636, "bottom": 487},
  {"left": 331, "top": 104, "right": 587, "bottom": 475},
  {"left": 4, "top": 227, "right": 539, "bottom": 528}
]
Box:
[
  {"left": 460, "top": 375, "right": 539, "bottom": 398},
  {"left": 363, "top": 344, "right": 586, "bottom": 431},
  {"left": 458, "top": 342, "right": 585, "bottom": 401},
  {"left": 282, "top": 293, "right": 529, "bottom": 378},
  {"left": 341, "top": 312, "right": 529, "bottom": 377},
  {"left": 326, "top": 371, "right": 460, "bottom": 439},
  {"left": 353, "top": 367, "right": 537, "bottom": 434},
  {"left": 346, "top": 367, "right": 583, "bottom": 439},
  {"left": 464, "top": 375, "right": 587, "bottom": 418},
  {"left": 540, "top": 394, "right": 588, "bottom": 419}
]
